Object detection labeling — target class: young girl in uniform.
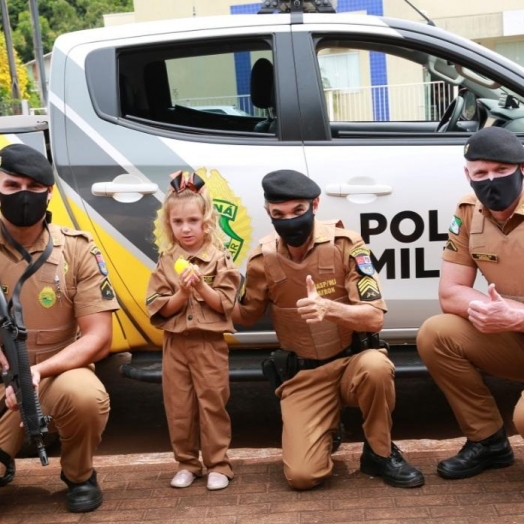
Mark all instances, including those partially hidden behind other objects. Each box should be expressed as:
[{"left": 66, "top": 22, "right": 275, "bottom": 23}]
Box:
[{"left": 146, "top": 171, "right": 240, "bottom": 491}]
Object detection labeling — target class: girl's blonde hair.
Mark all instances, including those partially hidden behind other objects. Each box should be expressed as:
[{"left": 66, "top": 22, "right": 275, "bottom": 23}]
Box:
[{"left": 153, "top": 173, "right": 224, "bottom": 254}]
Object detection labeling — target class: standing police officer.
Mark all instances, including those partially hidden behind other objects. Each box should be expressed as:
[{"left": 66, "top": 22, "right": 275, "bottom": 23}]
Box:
[
  {"left": 0, "top": 144, "right": 119, "bottom": 512},
  {"left": 417, "top": 126, "right": 524, "bottom": 480},
  {"left": 233, "top": 169, "right": 424, "bottom": 490}
]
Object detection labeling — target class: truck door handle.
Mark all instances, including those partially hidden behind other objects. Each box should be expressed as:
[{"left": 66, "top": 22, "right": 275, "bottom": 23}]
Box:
[
  {"left": 91, "top": 174, "right": 159, "bottom": 203},
  {"left": 325, "top": 184, "right": 392, "bottom": 196},
  {"left": 91, "top": 182, "right": 159, "bottom": 196}
]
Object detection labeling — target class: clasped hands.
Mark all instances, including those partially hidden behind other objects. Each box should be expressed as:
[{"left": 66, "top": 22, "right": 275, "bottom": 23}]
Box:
[{"left": 178, "top": 264, "right": 204, "bottom": 296}]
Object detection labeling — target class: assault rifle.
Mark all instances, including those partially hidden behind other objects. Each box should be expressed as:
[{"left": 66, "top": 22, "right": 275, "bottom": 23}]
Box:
[{"left": 0, "top": 285, "right": 50, "bottom": 466}]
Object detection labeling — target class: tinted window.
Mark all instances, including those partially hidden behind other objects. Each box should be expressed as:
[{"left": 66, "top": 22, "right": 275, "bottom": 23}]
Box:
[{"left": 118, "top": 39, "right": 276, "bottom": 136}]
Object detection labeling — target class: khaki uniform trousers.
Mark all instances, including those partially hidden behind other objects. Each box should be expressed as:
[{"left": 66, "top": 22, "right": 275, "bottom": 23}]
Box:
[
  {"left": 417, "top": 314, "right": 524, "bottom": 441},
  {"left": 0, "top": 367, "right": 109, "bottom": 483},
  {"left": 276, "top": 349, "right": 395, "bottom": 490},
  {"left": 162, "top": 331, "right": 233, "bottom": 478}
]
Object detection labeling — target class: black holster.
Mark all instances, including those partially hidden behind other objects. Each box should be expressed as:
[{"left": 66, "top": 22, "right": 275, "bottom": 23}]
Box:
[
  {"left": 351, "top": 331, "right": 388, "bottom": 352},
  {"left": 262, "top": 349, "right": 300, "bottom": 389}
]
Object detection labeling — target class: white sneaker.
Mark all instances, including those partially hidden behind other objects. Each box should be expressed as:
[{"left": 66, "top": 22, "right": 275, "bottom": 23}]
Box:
[
  {"left": 170, "top": 469, "right": 196, "bottom": 488},
  {"left": 207, "top": 472, "right": 229, "bottom": 491}
]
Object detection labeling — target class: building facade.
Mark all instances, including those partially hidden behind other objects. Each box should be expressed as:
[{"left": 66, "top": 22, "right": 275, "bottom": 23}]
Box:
[{"left": 130, "top": 0, "right": 524, "bottom": 69}]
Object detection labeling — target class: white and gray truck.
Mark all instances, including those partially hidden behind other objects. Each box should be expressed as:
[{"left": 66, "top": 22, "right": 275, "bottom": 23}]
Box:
[{"left": 3, "top": 0, "right": 524, "bottom": 382}]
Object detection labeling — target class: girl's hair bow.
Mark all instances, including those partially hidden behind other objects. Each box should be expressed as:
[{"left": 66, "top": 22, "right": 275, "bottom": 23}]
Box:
[{"left": 170, "top": 170, "right": 206, "bottom": 193}]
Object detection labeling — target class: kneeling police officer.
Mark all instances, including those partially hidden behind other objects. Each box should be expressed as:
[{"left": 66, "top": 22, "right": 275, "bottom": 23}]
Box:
[
  {"left": 0, "top": 144, "right": 119, "bottom": 512},
  {"left": 233, "top": 169, "right": 424, "bottom": 490}
]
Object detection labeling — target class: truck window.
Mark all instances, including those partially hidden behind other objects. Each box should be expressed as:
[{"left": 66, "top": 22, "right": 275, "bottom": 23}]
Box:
[
  {"left": 117, "top": 39, "right": 276, "bottom": 137},
  {"left": 314, "top": 39, "right": 524, "bottom": 138}
]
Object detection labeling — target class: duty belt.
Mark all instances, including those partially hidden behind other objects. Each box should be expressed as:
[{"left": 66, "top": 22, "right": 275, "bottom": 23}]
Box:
[
  {"left": 298, "top": 346, "right": 353, "bottom": 371},
  {"left": 262, "top": 332, "right": 386, "bottom": 390}
]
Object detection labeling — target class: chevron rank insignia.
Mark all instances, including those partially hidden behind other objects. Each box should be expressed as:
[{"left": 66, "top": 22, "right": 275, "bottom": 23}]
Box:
[
  {"left": 146, "top": 293, "right": 160, "bottom": 305},
  {"left": 444, "top": 239, "right": 458, "bottom": 252},
  {"left": 100, "top": 278, "right": 115, "bottom": 300},
  {"left": 357, "top": 276, "right": 381, "bottom": 301}
]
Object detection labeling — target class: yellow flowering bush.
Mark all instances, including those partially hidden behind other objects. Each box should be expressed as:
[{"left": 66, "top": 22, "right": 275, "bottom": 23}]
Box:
[{"left": 0, "top": 38, "right": 30, "bottom": 102}]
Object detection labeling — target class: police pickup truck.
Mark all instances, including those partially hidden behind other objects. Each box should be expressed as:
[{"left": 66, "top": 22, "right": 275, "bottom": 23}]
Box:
[{"left": 4, "top": 0, "right": 524, "bottom": 382}]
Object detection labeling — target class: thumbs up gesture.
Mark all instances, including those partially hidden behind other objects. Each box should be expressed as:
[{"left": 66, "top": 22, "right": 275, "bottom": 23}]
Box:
[
  {"left": 296, "top": 275, "right": 329, "bottom": 324},
  {"left": 467, "top": 283, "right": 516, "bottom": 333}
]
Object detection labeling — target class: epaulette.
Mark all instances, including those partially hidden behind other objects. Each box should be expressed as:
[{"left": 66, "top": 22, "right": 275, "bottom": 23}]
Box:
[
  {"left": 334, "top": 227, "right": 361, "bottom": 242},
  {"left": 248, "top": 243, "right": 264, "bottom": 262},
  {"left": 457, "top": 193, "right": 477, "bottom": 207},
  {"left": 60, "top": 227, "right": 93, "bottom": 242},
  {"left": 313, "top": 219, "right": 360, "bottom": 245}
]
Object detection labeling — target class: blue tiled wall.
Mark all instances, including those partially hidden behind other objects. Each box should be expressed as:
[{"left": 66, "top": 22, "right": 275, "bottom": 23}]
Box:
[
  {"left": 231, "top": 4, "right": 262, "bottom": 111},
  {"left": 231, "top": 3, "right": 261, "bottom": 14}
]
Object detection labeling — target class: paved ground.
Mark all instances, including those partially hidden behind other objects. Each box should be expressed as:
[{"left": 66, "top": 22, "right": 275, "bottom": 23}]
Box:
[{"left": 3, "top": 437, "right": 524, "bottom": 523}]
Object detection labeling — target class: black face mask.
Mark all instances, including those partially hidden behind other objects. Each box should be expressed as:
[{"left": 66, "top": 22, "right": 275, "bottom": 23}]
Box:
[
  {"left": 0, "top": 190, "right": 49, "bottom": 227},
  {"left": 470, "top": 166, "right": 524, "bottom": 212},
  {"left": 271, "top": 205, "right": 315, "bottom": 247}
]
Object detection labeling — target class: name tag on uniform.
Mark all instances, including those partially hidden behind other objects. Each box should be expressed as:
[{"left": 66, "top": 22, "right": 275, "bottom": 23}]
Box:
[{"left": 471, "top": 253, "right": 498, "bottom": 262}]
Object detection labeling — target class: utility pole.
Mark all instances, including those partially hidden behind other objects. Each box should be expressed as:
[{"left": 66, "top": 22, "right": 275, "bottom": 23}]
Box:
[
  {"left": 0, "top": 0, "right": 21, "bottom": 105},
  {"left": 28, "top": 0, "right": 47, "bottom": 107}
]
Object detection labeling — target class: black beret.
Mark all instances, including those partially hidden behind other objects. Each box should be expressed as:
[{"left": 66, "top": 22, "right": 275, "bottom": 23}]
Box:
[
  {"left": 464, "top": 127, "right": 524, "bottom": 164},
  {"left": 262, "top": 169, "right": 321, "bottom": 203},
  {"left": 0, "top": 143, "right": 54, "bottom": 186}
]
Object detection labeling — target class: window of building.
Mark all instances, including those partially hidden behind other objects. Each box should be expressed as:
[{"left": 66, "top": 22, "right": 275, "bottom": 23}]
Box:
[
  {"left": 495, "top": 41, "right": 524, "bottom": 68},
  {"left": 318, "top": 51, "right": 360, "bottom": 90}
]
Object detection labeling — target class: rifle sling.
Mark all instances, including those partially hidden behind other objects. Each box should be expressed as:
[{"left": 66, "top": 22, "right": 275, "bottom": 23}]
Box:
[{"left": 1, "top": 222, "right": 54, "bottom": 331}]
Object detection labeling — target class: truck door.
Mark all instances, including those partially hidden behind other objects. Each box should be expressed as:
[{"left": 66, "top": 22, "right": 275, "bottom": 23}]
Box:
[
  {"left": 292, "top": 21, "right": 524, "bottom": 344},
  {"left": 50, "top": 19, "right": 306, "bottom": 350}
]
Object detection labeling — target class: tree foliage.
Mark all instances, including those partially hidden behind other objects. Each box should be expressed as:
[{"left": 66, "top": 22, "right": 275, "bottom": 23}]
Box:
[
  {"left": 2, "top": 0, "right": 134, "bottom": 63},
  {"left": 0, "top": 37, "right": 29, "bottom": 99}
]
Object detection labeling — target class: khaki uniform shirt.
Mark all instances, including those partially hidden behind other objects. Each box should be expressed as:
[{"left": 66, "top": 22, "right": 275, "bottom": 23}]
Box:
[
  {"left": 0, "top": 223, "right": 120, "bottom": 364},
  {"left": 238, "top": 220, "right": 387, "bottom": 358},
  {"left": 146, "top": 244, "right": 240, "bottom": 334},
  {"left": 443, "top": 191, "right": 524, "bottom": 301}
]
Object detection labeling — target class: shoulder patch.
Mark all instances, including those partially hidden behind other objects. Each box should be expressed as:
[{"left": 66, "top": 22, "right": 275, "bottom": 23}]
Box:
[
  {"left": 449, "top": 216, "right": 463, "bottom": 235},
  {"left": 90, "top": 246, "right": 108, "bottom": 276},
  {"left": 350, "top": 247, "right": 375, "bottom": 276},
  {"left": 357, "top": 276, "right": 382, "bottom": 301}
]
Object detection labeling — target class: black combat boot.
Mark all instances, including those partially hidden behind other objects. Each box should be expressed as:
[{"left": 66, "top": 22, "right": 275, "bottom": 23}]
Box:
[
  {"left": 437, "top": 427, "right": 514, "bottom": 479},
  {"left": 60, "top": 470, "right": 103, "bottom": 513},
  {"left": 332, "top": 422, "right": 345, "bottom": 453},
  {"left": 0, "top": 449, "right": 15, "bottom": 487},
  {"left": 360, "top": 441, "right": 424, "bottom": 488}
]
